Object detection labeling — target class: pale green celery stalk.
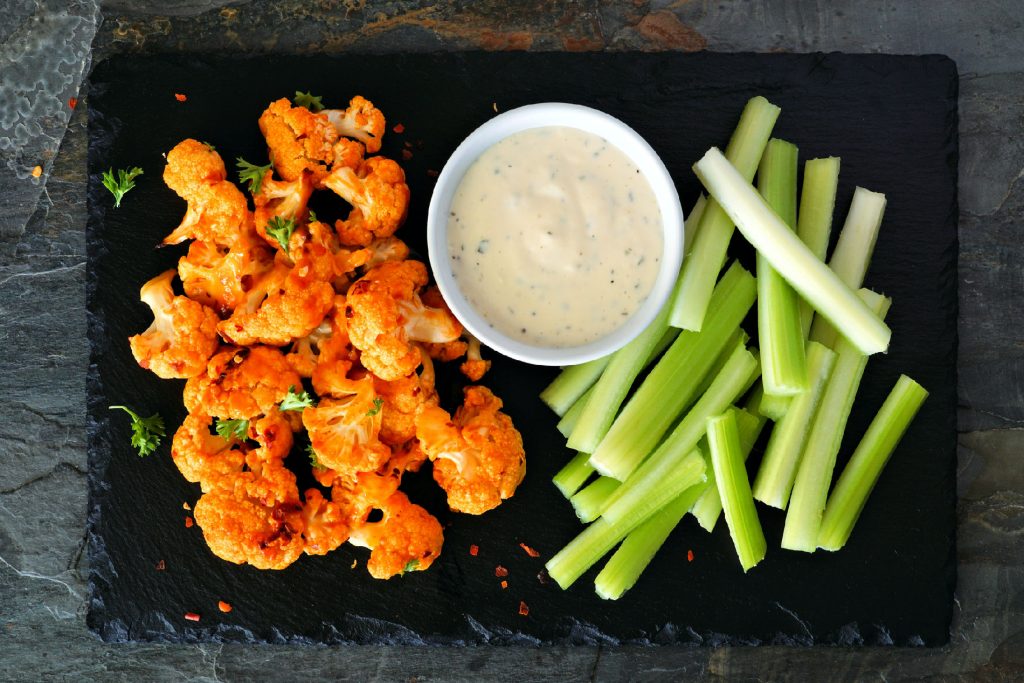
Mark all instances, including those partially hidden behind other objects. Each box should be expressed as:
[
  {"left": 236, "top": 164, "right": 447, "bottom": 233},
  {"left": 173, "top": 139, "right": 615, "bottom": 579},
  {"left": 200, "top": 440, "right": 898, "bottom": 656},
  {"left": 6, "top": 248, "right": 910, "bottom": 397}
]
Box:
[
  {"left": 540, "top": 357, "right": 611, "bottom": 417},
  {"left": 588, "top": 262, "right": 756, "bottom": 481},
  {"left": 693, "top": 147, "right": 891, "bottom": 356},
  {"left": 669, "top": 96, "right": 781, "bottom": 331},
  {"left": 567, "top": 305, "right": 671, "bottom": 452},
  {"left": 597, "top": 447, "right": 706, "bottom": 527},
  {"left": 599, "top": 341, "right": 760, "bottom": 524},
  {"left": 782, "top": 290, "right": 891, "bottom": 552},
  {"left": 647, "top": 328, "right": 680, "bottom": 371},
  {"left": 707, "top": 410, "right": 767, "bottom": 572},
  {"left": 571, "top": 476, "right": 621, "bottom": 523},
  {"left": 547, "top": 510, "right": 650, "bottom": 590},
  {"left": 557, "top": 386, "right": 593, "bottom": 438},
  {"left": 757, "top": 138, "right": 807, "bottom": 399},
  {"left": 691, "top": 407, "right": 768, "bottom": 532},
  {"left": 796, "top": 157, "right": 841, "bottom": 338},
  {"left": 594, "top": 483, "right": 706, "bottom": 600},
  {"left": 818, "top": 375, "right": 928, "bottom": 550},
  {"left": 683, "top": 193, "right": 708, "bottom": 256},
  {"left": 757, "top": 392, "right": 791, "bottom": 421},
  {"left": 809, "top": 187, "right": 887, "bottom": 349},
  {"left": 691, "top": 329, "right": 748, "bottom": 401},
  {"left": 752, "top": 341, "right": 837, "bottom": 509},
  {"left": 553, "top": 451, "right": 596, "bottom": 498}
]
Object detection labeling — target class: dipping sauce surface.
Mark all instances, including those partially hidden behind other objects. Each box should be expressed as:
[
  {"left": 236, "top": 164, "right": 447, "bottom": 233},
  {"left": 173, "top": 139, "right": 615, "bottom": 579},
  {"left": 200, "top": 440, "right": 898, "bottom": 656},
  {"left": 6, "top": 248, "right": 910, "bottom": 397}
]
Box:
[{"left": 447, "top": 126, "right": 663, "bottom": 347}]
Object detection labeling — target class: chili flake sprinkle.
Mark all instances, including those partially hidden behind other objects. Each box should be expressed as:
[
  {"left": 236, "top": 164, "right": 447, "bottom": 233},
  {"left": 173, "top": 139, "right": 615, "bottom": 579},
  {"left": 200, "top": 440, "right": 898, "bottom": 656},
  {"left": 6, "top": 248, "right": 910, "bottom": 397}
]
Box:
[
  {"left": 401, "top": 149, "right": 413, "bottom": 161},
  {"left": 519, "top": 543, "right": 540, "bottom": 558},
  {"left": 218, "top": 601, "right": 233, "bottom": 613},
  {"left": 393, "top": 123, "right": 405, "bottom": 134},
  {"left": 518, "top": 601, "right": 529, "bottom": 617},
  {"left": 500, "top": 580, "right": 508, "bottom": 590},
  {"left": 469, "top": 544, "right": 479, "bottom": 556},
  {"left": 174, "top": 93, "right": 187, "bottom": 102},
  {"left": 31, "top": 166, "right": 42, "bottom": 178},
  {"left": 495, "top": 565, "right": 508, "bottom": 578},
  {"left": 184, "top": 517, "right": 194, "bottom": 528},
  {"left": 687, "top": 549, "right": 695, "bottom": 563},
  {"left": 184, "top": 612, "right": 201, "bottom": 622},
  {"left": 155, "top": 560, "right": 165, "bottom": 571},
  {"left": 68, "top": 97, "right": 77, "bottom": 109}
]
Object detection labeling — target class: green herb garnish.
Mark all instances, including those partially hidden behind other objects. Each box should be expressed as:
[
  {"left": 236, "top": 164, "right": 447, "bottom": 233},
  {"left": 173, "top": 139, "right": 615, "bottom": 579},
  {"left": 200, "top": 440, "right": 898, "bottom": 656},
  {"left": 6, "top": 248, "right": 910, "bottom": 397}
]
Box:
[
  {"left": 109, "top": 405, "right": 164, "bottom": 457},
  {"left": 101, "top": 167, "right": 144, "bottom": 208},
  {"left": 214, "top": 418, "right": 250, "bottom": 441},
  {"left": 280, "top": 385, "right": 315, "bottom": 411},
  {"left": 307, "top": 443, "right": 324, "bottom": 470},
  {"left": 307, "top": 208, "right": 318, "bottom": 223},
  {"left": 236, "top": 157, "right": 272, "bottom": 194},
  {"left": 294, "top": 91, "right": 325, "bottom": 112},
  {"left": 403, "top": 559, "right": 420, "bottom": 574},
  {"left": 366, "top": 397, "right": 384, "bottom": 417},
  {"left": 265, "top": 216, "right": 297, "bottom": 255}
]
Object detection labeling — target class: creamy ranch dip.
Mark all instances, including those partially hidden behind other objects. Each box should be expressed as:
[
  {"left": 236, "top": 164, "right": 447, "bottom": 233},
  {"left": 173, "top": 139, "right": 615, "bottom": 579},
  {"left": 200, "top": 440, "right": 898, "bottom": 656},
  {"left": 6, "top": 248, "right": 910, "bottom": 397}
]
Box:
[{"left": 447, "top": 126, "right": 663, "bottom": 347}]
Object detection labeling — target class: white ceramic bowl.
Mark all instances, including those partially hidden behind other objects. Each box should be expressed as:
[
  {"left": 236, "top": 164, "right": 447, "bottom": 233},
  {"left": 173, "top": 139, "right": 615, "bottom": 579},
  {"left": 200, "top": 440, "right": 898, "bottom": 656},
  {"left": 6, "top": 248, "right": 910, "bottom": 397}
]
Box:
[{"left": 426, "top": 103, "right": 684, "bottom": 366}]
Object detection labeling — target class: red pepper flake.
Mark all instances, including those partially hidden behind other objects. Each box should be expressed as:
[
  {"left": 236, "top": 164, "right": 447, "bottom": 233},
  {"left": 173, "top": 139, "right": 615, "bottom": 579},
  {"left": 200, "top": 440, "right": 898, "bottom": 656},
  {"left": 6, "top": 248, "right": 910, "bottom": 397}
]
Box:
[
  {"left": 495, "top": 565, "right": 508, "bottom": 578},
  {"left": 184, "top": 517, "right": 194, "bottom": 528},
  {"left": 68, "top": 97, "right": 77, "bottom": 109},
  {"left": 500, "top": 580, "right": 508, "bottom": 590},
  {"left": 518, "top": 601, "right": 529, "bottom": 616},
  {"left": 393, "top": 123, "right": 405, "bottom": 134},
  {"left": 469, "top": 544, "right": 479, "bottom": 556},
  {"left": 174, "top": 93, "right": 188, "bottom": 102},
  {"left": 401, "top": 149, "right": 413, "bottom": 161},
  {"left": 31, "top": 165, "right": 42, "bottom": 178},
  {"left": 519, "top": 543, "right": 540, "bottom": 558},
  {"left": 184, "top": 612, "right": 201, "bottom": 622},
  {"left": 155, "top": 560, "right": 165, "bottom": 571},
  {"left": 687, "top": 549, "right": 695, "bottom": 563},
  {"left": 217, "top": 601, "right": 232, "bottom": 613}
]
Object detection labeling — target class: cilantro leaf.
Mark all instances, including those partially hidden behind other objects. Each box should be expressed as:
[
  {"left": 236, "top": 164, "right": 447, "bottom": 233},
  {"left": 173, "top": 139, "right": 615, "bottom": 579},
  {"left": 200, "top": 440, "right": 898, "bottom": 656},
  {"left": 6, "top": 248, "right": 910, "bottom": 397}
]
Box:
[
  {"left": 101, "top": 167, "right": 144, "bottom": 208},
  {"left": 265, "top": 216, "right": 297, "bottom": 255},
  {"left": 366, "top": 397, "right": 384, "bottom": 417},
  {"left": 307, "top": 208, "right": 318, "bottom": 223},
  {"left": 109, "top": 405, "right": 164, "bottom": 457},
  {"left": 403, "top": 559, "right": 420, "bottom": 574},
  {"left": 202, "top": 141, "right": 217, "bottom": 152},
  {"left": 294, "top": 90, "right": 325, "bottom": 112},
  {"left": 307, "top": 443, "right": 324, "bottom": 470},
  {"left": 236, "top": 157, "right": 272, "bottom": 194},
  {"left": 280, "top": 385, "right": 315, "bottom": 411},
  {"left": 214, "top": 417, "right": 249, "bottom": 441}
]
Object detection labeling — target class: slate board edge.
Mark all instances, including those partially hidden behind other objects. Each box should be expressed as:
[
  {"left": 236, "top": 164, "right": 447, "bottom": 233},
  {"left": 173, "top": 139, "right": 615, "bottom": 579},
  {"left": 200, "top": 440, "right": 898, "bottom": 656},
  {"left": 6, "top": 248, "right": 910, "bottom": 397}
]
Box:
[{"left": 83, "top": 51, "right": 960, "bottom": 647}]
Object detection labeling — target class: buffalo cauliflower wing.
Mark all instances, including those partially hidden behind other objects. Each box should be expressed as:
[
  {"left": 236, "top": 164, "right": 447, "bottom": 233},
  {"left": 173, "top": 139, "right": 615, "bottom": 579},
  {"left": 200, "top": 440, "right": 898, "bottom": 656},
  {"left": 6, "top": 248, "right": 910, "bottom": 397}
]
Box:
[
  {"left": 298, "top": 488, "right": 350, "bottom": 556},
  {"left": 324, "top": 95, "right": 386, "bottom": 154},
  {"left": 184, "top": 346, "right": 301, "bottom": 419},
  {"left": 128, "top": 269, "right": 220, "bottom": 379},
  {"left": 347, "top": 491, "right": 443, "bottom": 579},
  {"left": 415, "top": 386, "right": 526, "bottom": 515},
  {"left": 170, "top": 413, "right": 246, "bottom": 491},
  {"left": 258, "top": 98, "right": 339, "bottom": 185},
  {"left": 177, "top": 224, "right": 277, "bottom": 316},
  {"left": 162, "top": 140, "right": 250, "bottom": 247},
  {"left": 325, "top": 156, "right": 410, "bottom": 246}
]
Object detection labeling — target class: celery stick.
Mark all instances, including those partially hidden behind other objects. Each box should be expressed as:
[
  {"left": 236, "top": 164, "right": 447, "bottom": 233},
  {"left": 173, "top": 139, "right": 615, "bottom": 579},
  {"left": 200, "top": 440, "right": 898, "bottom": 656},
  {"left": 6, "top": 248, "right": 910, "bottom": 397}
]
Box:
[
  {"left": 809, "top": 187, "right": 886, "bottom": 349},
  {"left": 796, "top": 157, "right": 841, "bottom": 339},
  {"left": 546, "top": 516, "right": 634, "bottom": 590},
  {"left": 647, "top": 327, "right": 680, "bottom": 371},
  {"left": 540, "top": 357, "right": 611, "bottom": 417},
  {"left": 752, "top": 341, "right": 837, "bottom": 509},
  {"left": 571, "top": 476, "right": 621, "bottom": 523},
  {"left": 567, "top": 305, "right": 670, "bottom": 452},
  {"left": 707, "top": 410, "right": 767, "bottom": 572},
  {"left": 553, "top": 451, "right": 596, "bottom": 498},
  {"left": 782, "top": 290, "right": 891, "bottom": 552},
  {"left": 691, "top": 407, "right": 767, "bottom": 532},
  {"left": 818, "top": 375, "right": 928, "bottom": 551},
  {"left": 557, "top": 386, "right": 593, "bottom": 438},
  {"left": 598, "top": 447, "right": 706, "bottom": 526},
  {"left": 683, "top": 194, "right": 708, "bottom": 256},
  {"left": 589, "top": 262, "right": 756, "bottom": 481},
  {"left": 599, "top": 341, "right": 760, "bottom": 520},
  {"left": 594, "top": 483, "right": 706, "bottom": 600},
  {"left": 757, "top": 138, "right": 807, "bottom": 398},
  {"left": 758, "top": 393, "right": 791, "bottom": 421},
  {"left": 669, "top": 96, "right": 781, "bottom": 330},
  {"left": 693, "top": 147, "right": 891, "bottom": 356}
]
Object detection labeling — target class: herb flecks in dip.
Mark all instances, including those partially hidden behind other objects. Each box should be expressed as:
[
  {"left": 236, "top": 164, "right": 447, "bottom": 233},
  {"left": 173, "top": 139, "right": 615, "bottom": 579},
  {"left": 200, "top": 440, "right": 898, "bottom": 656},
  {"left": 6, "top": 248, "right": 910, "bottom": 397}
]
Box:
[{"left": 447, "top": 126, "right": 663, "bottom": 347}]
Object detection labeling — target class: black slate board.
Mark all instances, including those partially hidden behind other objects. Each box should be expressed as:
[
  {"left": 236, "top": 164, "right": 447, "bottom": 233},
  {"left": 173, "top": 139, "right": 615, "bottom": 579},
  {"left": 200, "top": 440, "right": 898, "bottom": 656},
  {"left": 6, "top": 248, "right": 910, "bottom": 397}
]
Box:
[{"left": 86, "top": 52, "right": 958, "bottom": 646}]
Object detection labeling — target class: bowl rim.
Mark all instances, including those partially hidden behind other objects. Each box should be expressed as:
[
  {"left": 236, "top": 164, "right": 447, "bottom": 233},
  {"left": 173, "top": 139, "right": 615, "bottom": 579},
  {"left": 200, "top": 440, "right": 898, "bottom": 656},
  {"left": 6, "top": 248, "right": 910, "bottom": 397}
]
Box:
[{"left": 426, "top": 102, "right": 684, "bottom": 367}]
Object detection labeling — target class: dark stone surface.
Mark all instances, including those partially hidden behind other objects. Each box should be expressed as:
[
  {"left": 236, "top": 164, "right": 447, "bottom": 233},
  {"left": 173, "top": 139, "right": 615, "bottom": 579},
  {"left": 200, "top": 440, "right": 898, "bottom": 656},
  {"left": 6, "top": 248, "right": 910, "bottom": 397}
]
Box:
[{"left": 2, "top": 0, "right": 1023, "bottom": 680}]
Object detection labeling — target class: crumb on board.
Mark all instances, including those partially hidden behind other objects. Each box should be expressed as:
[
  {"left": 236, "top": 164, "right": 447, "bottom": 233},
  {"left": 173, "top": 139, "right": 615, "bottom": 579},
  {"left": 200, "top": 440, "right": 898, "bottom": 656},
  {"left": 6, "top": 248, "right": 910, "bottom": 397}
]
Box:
[
  {"left": 518, "top": 543, "right": 540, "bottom": 558},
  {"left": 495, "top": 565, "right": 508, "bottom": 578},
  {"left": 155, "top": 560, "right": 165, "bottom": 571},
  {"left": 492, "top": 102, "right": 498, "bottom": 113},
  {"left": 174, "top": 93, "right": 187, "bottom": 102},
  {"left": 182, "top": 501, "right": 191, "bottom": 511},
  {"left": 426, "top": 169, "right": 439, "bottom": 178},
  {"left": 518, "top": 601, "right": 529, "bottom": 617},
  {"left": 536, "top": 570, "right": 549, "bottom": 585},
  {"left": 351, "top": 559, "right": 357, "bottom": 569},
  {"left": 31, "top": 166, "right": 41, "bottom": 178},
  {"left": 393, "top": 123, "right": 405, "bottom": 134},
  {"left": 469, "top": 544, "right": 479, "bottom": 556},
  {"left": 500, "top": 580, "right": 508, "bottom": 590},
  {"left": 184, "top": 612, "right": 201, "bottom": 622},
  {"left": 401, "top": 149, "right": 413, "bottom": 161},
  {"left": 218, "top": 601, "right": 232, "bottom": 613}
]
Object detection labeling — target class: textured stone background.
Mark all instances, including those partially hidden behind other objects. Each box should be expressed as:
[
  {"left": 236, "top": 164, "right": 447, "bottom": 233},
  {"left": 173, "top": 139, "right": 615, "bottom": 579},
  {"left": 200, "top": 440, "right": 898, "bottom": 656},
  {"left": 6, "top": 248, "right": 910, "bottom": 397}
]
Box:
[{"left": 1, "top": 1, "right": 1022, "bottom": 680}]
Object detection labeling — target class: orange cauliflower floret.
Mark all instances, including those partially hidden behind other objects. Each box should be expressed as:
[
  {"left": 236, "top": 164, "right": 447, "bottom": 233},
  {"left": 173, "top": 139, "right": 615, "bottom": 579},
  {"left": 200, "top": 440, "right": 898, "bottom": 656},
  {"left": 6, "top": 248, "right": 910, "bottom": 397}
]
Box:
[
  {"left": 258, "top": 98, "right": 339, "bottom": 185},
  {"left": 415, "top": 386, "right": 526, "bottom": 515},
  {"left": 177, "top": 223, "right": 277, "bottom": 316},
  {"left": 460, "top": 333, "right": 491, "bottom": 381},
  {"left": 184, "top": 346, "right": 301, "bottom": 419},
  {"left": 348, "top": 491, "right": 443, "bottom": 579},
  {"left": 287, "top": 295, "right": 357, "bottom": 378},
  {"left": 345, "top": 261, "right": 462, "bottom": 381},
  {"left": 298, "top": 488, "right": 350, "bottom": 556},
  {"left": 363, "top": 236, "right": 410, "bottom": 270},
  {"left": 170, "top": 413, "right": 246, "bottom": 491},
  {"left": 325, "top": 156, "right": 410, "bottom": 246},
  {"left": 193, "top": 461, "right": 304, "bottom": 570},
  {"left": 128, "top": 269, "right": 219, "bottom": 379},
  {"left": 324, "top": 96, "right": 386, "bottom": 154},
  {"left": 162, "top": 140, "right": 250, "bottom": 246},
  {"left": 253, "top": 171, "right": 314, "bottom": 239},
  {"left": 246, "top": 408, "right": 295, "bottom": 462},
  {"left": 294, "top": 221, "right": 371, "bottom": 290},
  {"left": 383, "top": 439, "right": 428, "bottom": 477},
  {"left": 373, "top": 350, "right": 438, "bottom": 446}
]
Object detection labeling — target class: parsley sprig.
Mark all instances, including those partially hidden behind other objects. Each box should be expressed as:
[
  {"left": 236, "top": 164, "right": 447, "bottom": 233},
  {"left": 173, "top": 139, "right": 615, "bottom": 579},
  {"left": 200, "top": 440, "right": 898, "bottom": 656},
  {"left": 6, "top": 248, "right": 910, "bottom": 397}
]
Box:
[
  {"left": 109, "top": 405, "right": 164, "bottom": 457},
  {"left": 366, "top": 397, "right": 384, "bottom": 417},
  {"left": 307, "top": 443, "right": 324, "bottom": 470},
  {"left": 101, "top": 167, "right": 144, "bottom": 208},
  {"left": 265, "top": 216, "right": 297, "bottom": 255},
  {"left": 403, "top": 559, "right": 420, "bottom": 574},
  {"left": 214, "top": 418, "right": 250, "bottom": 441},
  {"left": 236, "top": 157, "right": 272, "bottom": 194},
  {"left": 294, "top": 91, "right": 325, "bottom": 112},
  {"left": 280, "top": 385, "right": 315, "bottom": 411}
]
